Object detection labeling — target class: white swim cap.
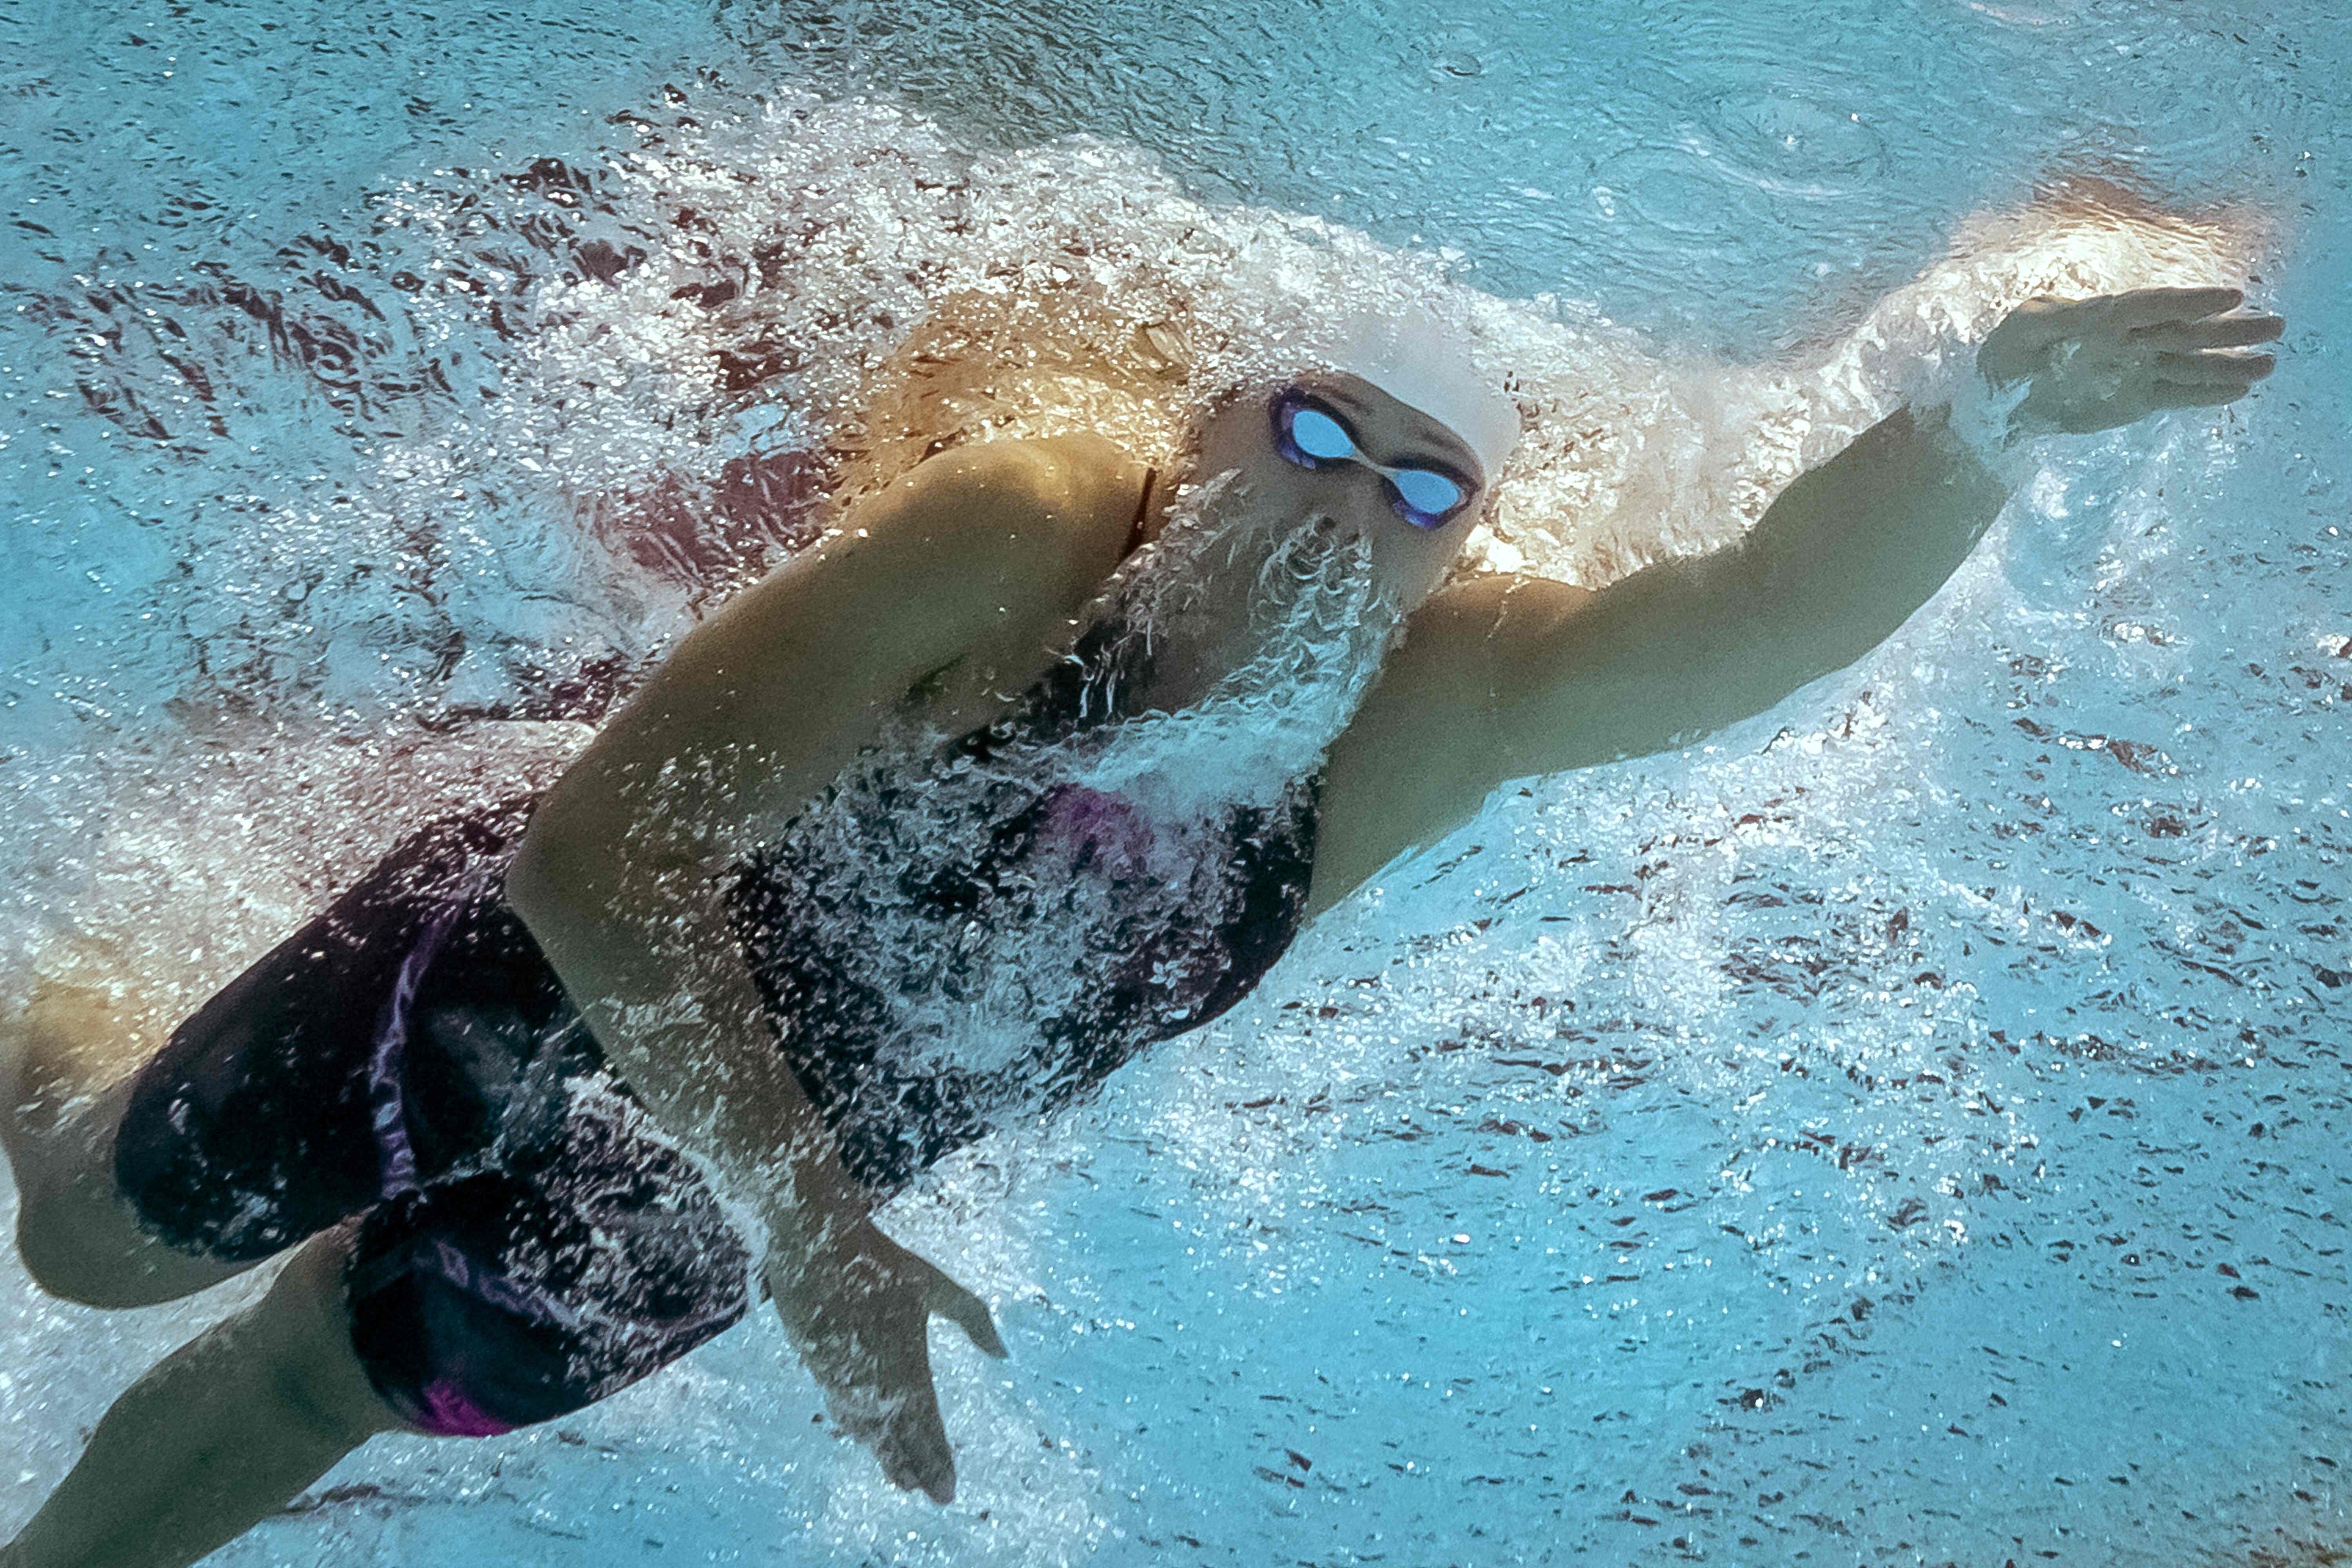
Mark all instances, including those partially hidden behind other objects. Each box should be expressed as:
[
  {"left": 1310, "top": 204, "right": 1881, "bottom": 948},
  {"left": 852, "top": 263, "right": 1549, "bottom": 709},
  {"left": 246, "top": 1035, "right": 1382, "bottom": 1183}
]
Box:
[{"left": 1323, "top": 305, "right": 1522, "bottom": 481}]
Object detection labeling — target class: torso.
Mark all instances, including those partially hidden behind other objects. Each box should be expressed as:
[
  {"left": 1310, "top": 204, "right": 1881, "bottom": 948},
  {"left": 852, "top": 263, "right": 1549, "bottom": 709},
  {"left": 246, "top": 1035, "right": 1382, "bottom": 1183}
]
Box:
[
  {"left": 727, "top": 618, "right": 1323, "bottom": 1194},
  {"left": 510, "top": 433, "right": 1539, "bottom": 1199}
]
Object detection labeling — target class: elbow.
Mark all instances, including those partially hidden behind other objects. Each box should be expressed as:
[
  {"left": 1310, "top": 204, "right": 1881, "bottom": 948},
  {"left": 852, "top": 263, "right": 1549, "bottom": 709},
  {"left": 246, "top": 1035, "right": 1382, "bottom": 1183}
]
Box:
[
  {"left": 507, "top": 787, "right": 640, "bottom": 946},
  {"left": 508, "top": 788, "right": 720, "bottom": 960},
  {"left": 505, "top": 809, "right": 595, "bottom": 948}
]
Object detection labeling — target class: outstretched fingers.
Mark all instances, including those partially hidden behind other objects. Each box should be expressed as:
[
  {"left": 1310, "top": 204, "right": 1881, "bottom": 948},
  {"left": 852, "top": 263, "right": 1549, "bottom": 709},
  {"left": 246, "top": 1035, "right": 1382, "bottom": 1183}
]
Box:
[
  {"left": 2153, "top": 348, "right": 2278, "bottom": 387},
  {"left": 1983, "top": 283, "right": 2285, "bottom": 436},
  {"left": 2107, "top": 284, "right": 2246, "bottom": 330},
  {"left": 2133, "top": 312, "right": 2285, "bottom": 352}
]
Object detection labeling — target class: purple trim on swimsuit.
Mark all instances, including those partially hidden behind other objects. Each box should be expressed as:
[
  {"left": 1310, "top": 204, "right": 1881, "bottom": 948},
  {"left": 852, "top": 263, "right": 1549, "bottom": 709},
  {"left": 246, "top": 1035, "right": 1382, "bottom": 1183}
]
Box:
[
  {"left": 416, "top": 1234, "right": 586, "bottom": 1331},
  {"left": 383, "top": 1230, "right": 748, "bottom": 1439},
  {"left": 1034, "top": 783, "right": 1154, "bottom": 875},
  {"left": 367, "top": 899, "right": 463, "bottom": 1198},
  {"left": 405, "top": 1378, "right": 519, "bottom": 1439}
]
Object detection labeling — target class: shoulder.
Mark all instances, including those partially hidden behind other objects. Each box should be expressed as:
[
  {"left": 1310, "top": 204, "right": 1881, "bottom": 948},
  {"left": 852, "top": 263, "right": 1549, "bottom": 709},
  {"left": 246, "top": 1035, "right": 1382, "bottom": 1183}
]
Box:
[
  {"left": 631, "top": 435, "right": 1145, "bottom": 713},
  {"left": 754, "top": 432, "right": 1144, "bottom": 634},
  {"left": 1307, "top": 572, "right": 1595, "bottom": 915},
  {"left": 889, "top": 433, "right": 1148, "bottom": 549},
  {"left": 1360, "top": 573, "right": 1596, "bottom": 709}
]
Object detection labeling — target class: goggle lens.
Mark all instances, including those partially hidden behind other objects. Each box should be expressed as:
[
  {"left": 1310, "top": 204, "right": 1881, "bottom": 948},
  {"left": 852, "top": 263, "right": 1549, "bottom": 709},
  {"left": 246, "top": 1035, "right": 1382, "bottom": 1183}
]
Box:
[
  {"left": 1274, "top": 391, "right": 1474, "bottom": 530},
  {"left": 1288, "top": 406, "right": 1358, "bottom": 462},
  {"left": 1391, "top": 466, "right": 1465, "bottom": 519}
]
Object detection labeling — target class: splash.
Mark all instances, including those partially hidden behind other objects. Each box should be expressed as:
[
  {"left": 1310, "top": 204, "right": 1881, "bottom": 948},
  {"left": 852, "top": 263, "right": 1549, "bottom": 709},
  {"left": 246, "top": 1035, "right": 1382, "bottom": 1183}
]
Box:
[
  {"left": 2, "top": 36, "right": 2326, "bottom": 1564},
  {"left": 1058, "top": 468, "right": 1407, "bottom": 806},
  {"left": 728, "top": 468, "right": 1395, "bottom": 1187}
]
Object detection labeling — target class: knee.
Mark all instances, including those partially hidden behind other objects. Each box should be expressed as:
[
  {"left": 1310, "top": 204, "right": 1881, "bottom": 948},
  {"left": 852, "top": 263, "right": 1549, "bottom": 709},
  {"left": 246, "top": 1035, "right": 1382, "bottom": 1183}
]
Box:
[
  {"left": 11, "top": 1156, "right": 123, "bottom": 1305},
  {"left": 12, "top": 1201, "right": 115, "bottom": 1306},
  {"left": 11, "top": 1122, "right": 251, "bottom": 1310},
  {"left": 15, "top": 1214, "right": 169, "bottom": 1309},
  {"left": 13, "top": 1191, "right": 229, "bottom": 1310}
]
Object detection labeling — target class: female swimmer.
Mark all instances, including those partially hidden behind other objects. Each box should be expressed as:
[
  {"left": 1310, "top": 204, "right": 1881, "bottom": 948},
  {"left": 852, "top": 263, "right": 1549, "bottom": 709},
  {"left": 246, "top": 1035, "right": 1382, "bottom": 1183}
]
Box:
[{"left": 1, "top": 285, "right": 2282, "bottom": 1568}]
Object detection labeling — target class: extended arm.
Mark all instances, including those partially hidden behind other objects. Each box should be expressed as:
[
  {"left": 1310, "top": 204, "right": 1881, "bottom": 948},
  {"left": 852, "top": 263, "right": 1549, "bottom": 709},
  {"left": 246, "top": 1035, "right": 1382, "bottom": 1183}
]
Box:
[
  {"left": 1489, "top": 399, "right": 2001, "bottom": 773},
  {"left": 1488, "top": 285, "right": 2281, "bottom": 771},
  {"left": 1313, "top": 287, "right": 2280, "bottom": 910}
]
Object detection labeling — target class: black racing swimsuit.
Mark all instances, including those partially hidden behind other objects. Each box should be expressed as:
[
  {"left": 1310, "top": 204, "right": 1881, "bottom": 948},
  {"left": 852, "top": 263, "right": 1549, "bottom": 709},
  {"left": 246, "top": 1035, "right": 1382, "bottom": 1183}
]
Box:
[{"left": 116, "top": 632, "right": 1322, "bottom": 1437}]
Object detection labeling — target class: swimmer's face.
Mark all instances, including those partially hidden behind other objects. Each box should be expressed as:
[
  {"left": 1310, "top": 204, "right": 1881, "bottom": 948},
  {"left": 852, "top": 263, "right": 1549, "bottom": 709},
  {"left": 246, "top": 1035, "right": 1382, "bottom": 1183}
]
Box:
[{"left": 1191, "top": 372, "right": 1488, "bottom": 612}]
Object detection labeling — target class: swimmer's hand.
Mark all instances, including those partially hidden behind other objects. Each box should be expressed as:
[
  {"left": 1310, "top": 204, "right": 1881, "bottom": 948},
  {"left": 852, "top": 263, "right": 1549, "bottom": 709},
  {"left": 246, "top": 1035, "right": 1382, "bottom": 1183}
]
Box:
[
  {"left": 1976, "top": 286, "right": 2282, "bottom": 437},
  {"left": 768, "top": 1217, "right": 1008, "bottom": 1504}
]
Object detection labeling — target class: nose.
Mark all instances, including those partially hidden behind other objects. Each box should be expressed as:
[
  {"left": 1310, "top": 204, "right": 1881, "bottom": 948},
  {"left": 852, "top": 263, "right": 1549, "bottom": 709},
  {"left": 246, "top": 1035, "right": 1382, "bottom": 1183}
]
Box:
[{"left": 1314, "top": 461, "right": 1400, "bottom": 524}]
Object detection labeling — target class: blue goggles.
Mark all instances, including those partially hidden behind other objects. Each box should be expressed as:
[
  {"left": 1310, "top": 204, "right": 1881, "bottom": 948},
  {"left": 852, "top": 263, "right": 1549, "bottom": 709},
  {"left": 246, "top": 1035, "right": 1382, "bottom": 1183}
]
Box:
[{"left": 1270, "top": 390, "right": 1475, "bottom": 530}]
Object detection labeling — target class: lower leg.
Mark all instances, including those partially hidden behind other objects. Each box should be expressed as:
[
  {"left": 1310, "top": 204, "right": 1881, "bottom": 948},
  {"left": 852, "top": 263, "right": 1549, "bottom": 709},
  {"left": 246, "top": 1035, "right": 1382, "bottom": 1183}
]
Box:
[{"left": 2, "top": 1227, "right": 405, "bottom": 1568}]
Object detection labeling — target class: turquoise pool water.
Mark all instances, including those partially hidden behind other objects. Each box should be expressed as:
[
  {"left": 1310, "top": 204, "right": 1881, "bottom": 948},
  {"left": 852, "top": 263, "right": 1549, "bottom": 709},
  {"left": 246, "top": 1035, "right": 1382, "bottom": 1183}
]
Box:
[{"left": 3, "top": 1, "right": 2348, "bottom": 1563}]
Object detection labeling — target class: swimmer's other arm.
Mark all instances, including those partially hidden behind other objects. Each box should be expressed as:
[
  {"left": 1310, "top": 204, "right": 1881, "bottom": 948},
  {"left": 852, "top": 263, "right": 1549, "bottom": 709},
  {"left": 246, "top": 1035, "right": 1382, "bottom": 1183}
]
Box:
[
  {"left": 507, "top": 436, "right": 1140, "bottom": 1501},
  {"left": 1314, "top": 287, "right": 2281, "bottom": 909}
]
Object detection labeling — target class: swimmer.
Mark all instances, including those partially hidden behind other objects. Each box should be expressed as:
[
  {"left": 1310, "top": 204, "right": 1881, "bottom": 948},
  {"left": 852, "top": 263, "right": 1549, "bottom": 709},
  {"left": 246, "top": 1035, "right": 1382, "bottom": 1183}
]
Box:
[{"left": 1, "top": 284, "right": 2283, "bottom": 1567}]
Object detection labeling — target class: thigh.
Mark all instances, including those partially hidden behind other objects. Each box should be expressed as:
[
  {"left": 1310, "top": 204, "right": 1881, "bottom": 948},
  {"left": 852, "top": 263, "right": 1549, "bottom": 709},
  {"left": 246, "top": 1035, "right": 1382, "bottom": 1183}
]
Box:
[
  {"left": 345, "top": 1086, "right": 754, "bottom": 1437},
  {"left": 11, "top": 797, "right": 537, "bottom": 1307},
  {"left": 111, "top": 795, "right": 547, "bottom": 1267}
]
